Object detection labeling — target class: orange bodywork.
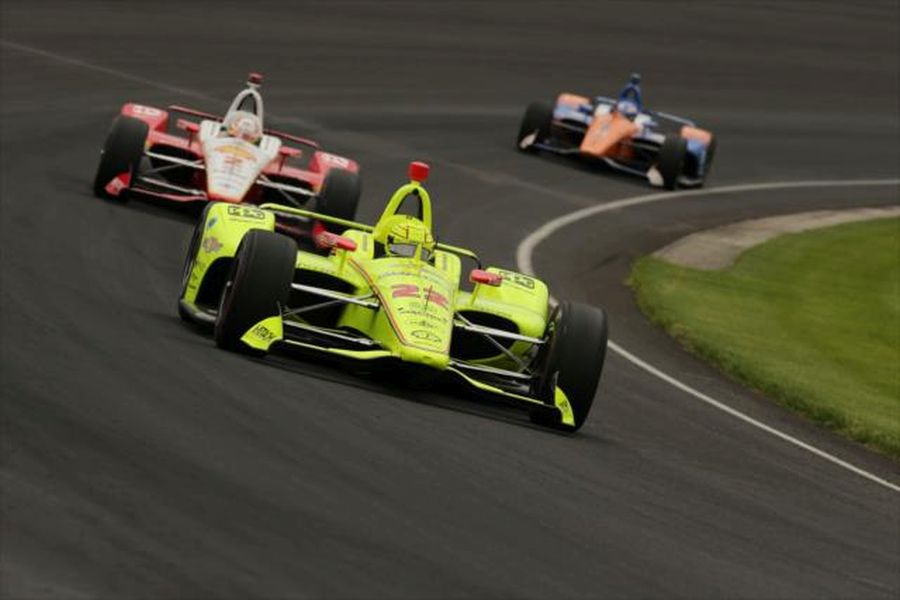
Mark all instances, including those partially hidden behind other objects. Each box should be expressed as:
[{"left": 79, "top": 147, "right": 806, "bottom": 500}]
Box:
[
  {"left": 578, "top": 112, "right": 639, "bottom": 160},
  {"left": 680, "top": 126, "right": 712, "bottom": 144},
  {"left": 556, "top": 92, "right": 591, "bottom": 107}
]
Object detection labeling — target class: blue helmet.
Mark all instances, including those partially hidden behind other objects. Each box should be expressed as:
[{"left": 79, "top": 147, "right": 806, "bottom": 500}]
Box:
[{"left": 616, "top": 72, "right": 643, "bottom": 118}]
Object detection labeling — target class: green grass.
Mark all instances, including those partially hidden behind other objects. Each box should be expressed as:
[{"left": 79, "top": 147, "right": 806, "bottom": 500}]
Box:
[{"left": 630, "top": 217, "right": 900, "bottom": 459}]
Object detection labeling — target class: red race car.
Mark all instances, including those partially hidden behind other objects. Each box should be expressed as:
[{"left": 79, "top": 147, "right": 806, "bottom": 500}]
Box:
[{"left": 93, "top": 73, "right": 361, "bottom": 220}]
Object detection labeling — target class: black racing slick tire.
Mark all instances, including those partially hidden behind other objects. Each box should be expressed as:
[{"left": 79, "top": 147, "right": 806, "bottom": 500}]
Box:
[
  {"left": 657, "top": 135, "right": 688, "bottom": 190},
  {"left": 214, "top": 230, "right": 296, "bottom": 354},
  {"left": 701, "top": 135, "right": 717, "bottom": 184},
  {"left": 93, "top": 115, "right": 149, "bottom": 200},
  {"left": 315, "top": 168, "right": 361, "bottom": 222},
  {"left": 177, "top": 203, "right": 215, "bottom": 324},
  {"left": 517, "top": 101, "right": 554, "bottom": 151},
  {"left": 530, "top": 301, "right": 609, "bottom": 432}
]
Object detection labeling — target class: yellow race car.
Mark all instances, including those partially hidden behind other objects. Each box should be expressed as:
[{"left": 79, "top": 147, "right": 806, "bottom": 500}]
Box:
[{"left": 178, "top": 162, "right": 609, "bottom": 431}]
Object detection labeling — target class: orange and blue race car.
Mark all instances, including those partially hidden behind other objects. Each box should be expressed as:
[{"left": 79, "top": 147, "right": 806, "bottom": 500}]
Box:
[
  {"left": 93, "top": 73, "right": 360, "bottom": 220},
  {"left": 517, "top": 74, "right": 716, "bottom": 189}
]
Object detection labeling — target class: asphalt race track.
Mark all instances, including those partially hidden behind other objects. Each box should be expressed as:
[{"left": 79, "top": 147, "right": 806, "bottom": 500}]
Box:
[{"left": 2, "top": 1, "right": 898, "bottom": 598}]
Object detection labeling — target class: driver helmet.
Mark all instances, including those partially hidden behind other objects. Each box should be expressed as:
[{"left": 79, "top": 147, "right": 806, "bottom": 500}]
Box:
[
  {"left": 616, "top": 99, "right": 640, "bottom": 119},
  {"left": 616, "top": 72, "right": 643, "bottom": 119},
  {"left": 377, "top": 214, "right": 436, "bottom": 261},
  {"left": 224, "top": 110, "right": 262, "bottom": 143}
]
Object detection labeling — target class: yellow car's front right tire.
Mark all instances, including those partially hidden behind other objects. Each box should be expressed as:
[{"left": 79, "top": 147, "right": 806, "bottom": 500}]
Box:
[{"left": 530, "top": 301, "right": 609, "bottom": 432}]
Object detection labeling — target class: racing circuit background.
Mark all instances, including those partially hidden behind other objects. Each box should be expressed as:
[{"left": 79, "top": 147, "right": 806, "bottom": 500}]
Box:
[{"left": 1, "top": 1, "right": 899, "bottom": 598}]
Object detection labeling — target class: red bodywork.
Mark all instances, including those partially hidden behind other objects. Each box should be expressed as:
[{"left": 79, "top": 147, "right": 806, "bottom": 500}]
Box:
[{"left": 111, "top": 102, "right": 359, "bottom": 204}]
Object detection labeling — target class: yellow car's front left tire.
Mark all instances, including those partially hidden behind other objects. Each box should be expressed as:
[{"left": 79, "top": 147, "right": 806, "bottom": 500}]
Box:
[
  {"left": 178, "top": 203, "right": 215, "bottom": 324},
  {"left": 214, "top": 230, "right": 296, "bottom": 355}
]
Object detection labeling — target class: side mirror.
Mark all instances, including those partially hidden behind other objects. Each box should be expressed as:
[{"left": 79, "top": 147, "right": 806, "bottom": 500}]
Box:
[
  {"left": 469, "top": 269, "right": 502, "bottom": 287},
  {"left": 177, "top": 119, "right": 200, "bottom": 133},
  {"left": 278, "top": 146, "right": 302, "bottom": 171},
  {"left": 177, "top": 119, "right": 200, "bottom": 145},
  {"left": 315, "top": 230, "right": 357, "bottom": 252}
]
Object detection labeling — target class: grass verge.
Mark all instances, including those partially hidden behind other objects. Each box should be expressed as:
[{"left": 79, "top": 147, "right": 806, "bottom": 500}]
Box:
[{"left": 630, "top": 217, "right": 900, "bottom": 459}]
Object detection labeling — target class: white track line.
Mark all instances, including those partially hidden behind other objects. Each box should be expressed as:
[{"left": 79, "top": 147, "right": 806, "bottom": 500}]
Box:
[{"left": 518, "top": 178, "right": 900, "bottom": 493}]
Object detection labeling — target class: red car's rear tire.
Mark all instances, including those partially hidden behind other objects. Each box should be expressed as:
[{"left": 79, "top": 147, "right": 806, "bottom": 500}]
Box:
[
  {"left": 315, "top": 168, "right": 360, "bottom": 222},
  {"left": 93, "top": 115, "right": 149, "bottom": 200}
]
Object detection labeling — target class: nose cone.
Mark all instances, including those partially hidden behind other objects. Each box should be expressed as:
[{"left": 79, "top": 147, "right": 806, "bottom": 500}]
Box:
[
  {"left": 398, "top": 345, "right": 450, "bottom": 370},
  {"left": 579, "top": 113, "right": 638, "bottom": 156}
]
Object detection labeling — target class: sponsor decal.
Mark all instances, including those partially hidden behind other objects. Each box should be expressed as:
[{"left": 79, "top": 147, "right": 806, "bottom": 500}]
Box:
[
  {"left": 410, "top": 318, "right": 437, "bottom": 329},
  {"left": 391, "top": 283, "right": 418, "bottom": 299},
  {"left": 396, "top": 306, "right": 445, "bottom": 321},
  {"left": 390, "top": 284, "right": 450, "bottom": 309},
  {"left": 555, "top": 393, "right": 574, "bottom": 425},
  {"left": 496, "top": 270, "right": 536, "bottom": 290},
  {"left": 104, "top": 173, "right": 131, "bottom": 196},
  {"left": 221, "top": 153, "right": 245, "bottom": 174},
  {"left": 202, "top": 236, "right": 223, "bottom": 253},
  {"left": 251, "top": 324, "right": 277, "bottom": 343},
  {"left": 320, "top": 153, "right": 350, "bottom": 168},
  {"left": 216, "top": 144, "right": 255, "bottom": 161},
  {"left": 129, "top": 104, "right": 163, "bottom": 117},
  {"left": 425, "top": 287, "right": 449, "bottom": 309},
  {"left": 411, "top": 330, "right": 441, "bottom": 343},
  {"left": 226, "top": 205, "right": 266, "bottom": 220}
]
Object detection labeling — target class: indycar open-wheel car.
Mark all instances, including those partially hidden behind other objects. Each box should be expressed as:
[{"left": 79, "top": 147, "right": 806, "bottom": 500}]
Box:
[
  {"left": 93, "top": 72, "right": 361, "bottom": 218},
  {"left": 517, "top": 74, "right": 716, "bottom": 189},
  {"left": 181, "top": 162, "right": 609, "bottom": 431}
]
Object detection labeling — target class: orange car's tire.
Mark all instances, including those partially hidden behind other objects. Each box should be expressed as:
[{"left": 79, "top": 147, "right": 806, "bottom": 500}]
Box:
[
  {"left": 701, "top": 135, "right": 717, "bottom": 184},
  {"left": 657, "top": 135, "right": 688, "bottom": 190},
  {"left": 517, "top": 101, "right": 554, "bottom": 151}
]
